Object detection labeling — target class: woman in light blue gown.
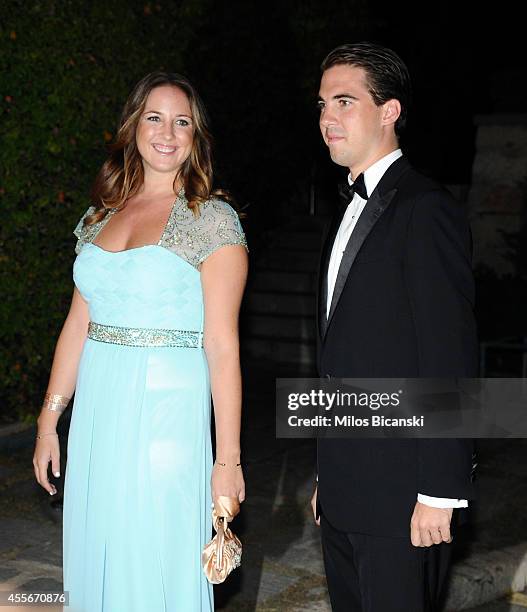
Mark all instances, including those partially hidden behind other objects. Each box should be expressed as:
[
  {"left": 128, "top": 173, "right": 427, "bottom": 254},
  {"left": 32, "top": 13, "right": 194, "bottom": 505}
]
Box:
[{"left": 32, "top": 72, "right": 248, "bottom": 611}]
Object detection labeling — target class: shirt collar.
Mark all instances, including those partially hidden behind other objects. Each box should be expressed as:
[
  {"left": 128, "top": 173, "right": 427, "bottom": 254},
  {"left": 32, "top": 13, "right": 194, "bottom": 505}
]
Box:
[{"left": 347, "top": 149, "right": 403, "bottom": 198}]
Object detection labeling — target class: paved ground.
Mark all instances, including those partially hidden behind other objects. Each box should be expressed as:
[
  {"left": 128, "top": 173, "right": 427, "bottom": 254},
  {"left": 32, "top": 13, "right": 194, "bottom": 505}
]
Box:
[
  {"left": 1, "top": 362, "right": 527, "bottom": 611},
  {"left": 467, "top": 593, "right": 527, "bottom": 611}
]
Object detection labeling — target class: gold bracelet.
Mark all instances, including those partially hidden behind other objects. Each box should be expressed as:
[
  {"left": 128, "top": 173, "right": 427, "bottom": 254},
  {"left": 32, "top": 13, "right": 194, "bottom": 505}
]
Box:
[
  {"left": 42, "top": 392, "right": 70, "bottom": 413},
  {"left": 36, "top": 432, "right": 58, "bottom": 440},
  {"left": 215, "top": 460, "right": 242, "bottom": 467}
]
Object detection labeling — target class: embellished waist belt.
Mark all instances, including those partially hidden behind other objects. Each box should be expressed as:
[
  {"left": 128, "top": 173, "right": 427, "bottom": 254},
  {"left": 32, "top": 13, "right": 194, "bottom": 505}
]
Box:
[{"left": 87, "top": 321, "right": 203, "bottom": 348}]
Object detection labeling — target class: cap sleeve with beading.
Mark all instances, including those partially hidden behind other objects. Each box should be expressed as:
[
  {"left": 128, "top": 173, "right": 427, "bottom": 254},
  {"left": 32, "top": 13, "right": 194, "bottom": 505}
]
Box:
[
  {"left": 196, "top": 199, "right": 248, "bottom": 265},
  {"left": 73, "top": 205, "right": 113, "bottom": 255},
  {"left": 160, "top": 197, "right": 248, "bottom": 269}
]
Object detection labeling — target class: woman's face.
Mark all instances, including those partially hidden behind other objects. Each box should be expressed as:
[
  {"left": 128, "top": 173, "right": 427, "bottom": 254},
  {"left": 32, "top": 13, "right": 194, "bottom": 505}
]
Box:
[{"left": 135, "top": 85, "right": 194, "bottom": 180}]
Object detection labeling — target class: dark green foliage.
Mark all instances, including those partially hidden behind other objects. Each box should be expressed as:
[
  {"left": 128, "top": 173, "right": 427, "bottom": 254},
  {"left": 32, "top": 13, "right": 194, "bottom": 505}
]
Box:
[{"left": 0, "top": 0, "right": 203, "bottom": 421}]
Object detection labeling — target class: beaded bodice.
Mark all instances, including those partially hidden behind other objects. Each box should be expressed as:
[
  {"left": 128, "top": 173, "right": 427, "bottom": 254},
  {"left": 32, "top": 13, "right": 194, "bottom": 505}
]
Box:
[{"left": 73, "top": 191, "right": 247, "bottom": 269}]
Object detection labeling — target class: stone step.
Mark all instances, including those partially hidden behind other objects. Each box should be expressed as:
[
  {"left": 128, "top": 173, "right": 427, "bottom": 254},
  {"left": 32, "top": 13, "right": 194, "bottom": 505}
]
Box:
[
  {"left": 249, "top": 270, "right": 317, "bottom": 293},
  {"left": 241, "top": 215, "right": 325, "bottom": 369},
  {"left": 243, "top": 314, "right": 316, "bottom": 341},
  {"left": 242, "top": 336, "right": 315, "bottom": 365},
  {"left": 245, "top": 291, "right": 316, "bottom": 317}
]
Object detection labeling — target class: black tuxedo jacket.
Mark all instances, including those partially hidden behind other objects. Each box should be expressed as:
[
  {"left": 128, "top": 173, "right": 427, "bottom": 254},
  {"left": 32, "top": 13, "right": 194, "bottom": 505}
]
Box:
[{"left": 316, "top": 156, "right": 478, "bottom": 537}]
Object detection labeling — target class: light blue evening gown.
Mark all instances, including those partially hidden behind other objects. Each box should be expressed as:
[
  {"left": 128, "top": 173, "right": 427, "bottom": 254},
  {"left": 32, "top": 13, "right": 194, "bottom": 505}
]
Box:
[{"left": 62, "top": 192, "right": 247, "bottom": 612}]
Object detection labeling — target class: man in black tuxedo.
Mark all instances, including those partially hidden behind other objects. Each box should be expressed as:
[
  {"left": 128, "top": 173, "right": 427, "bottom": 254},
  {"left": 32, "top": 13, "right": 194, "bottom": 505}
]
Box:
[{"left": 310, "top": 42, "right": 478, "bottom": 611}]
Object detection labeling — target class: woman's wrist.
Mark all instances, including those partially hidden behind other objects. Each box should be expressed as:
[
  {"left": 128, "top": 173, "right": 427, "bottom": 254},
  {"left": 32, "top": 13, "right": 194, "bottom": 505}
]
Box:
[
  {"left": 36, "top": 431, "right": 58, "bottom": 440},
  {"left": 215, "top": 446, "right": 240, "bottom": 459},
  {"left": 37, "top": 414, "right": 59, "bottom": 431},
  {"left": 215, "top": 448, "right": 241, "bottom": 467},
  {"left": 215, "top": 459, "right": 242, "bottom": 467},
  {"left": 37, "top": 391, "right": 70, "bottom": 430}
]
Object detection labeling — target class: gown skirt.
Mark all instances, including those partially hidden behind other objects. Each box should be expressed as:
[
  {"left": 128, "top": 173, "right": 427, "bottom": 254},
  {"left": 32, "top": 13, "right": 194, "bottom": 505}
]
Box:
[{"left": 63, "top": 243, "right": 214, "bottom": 611}]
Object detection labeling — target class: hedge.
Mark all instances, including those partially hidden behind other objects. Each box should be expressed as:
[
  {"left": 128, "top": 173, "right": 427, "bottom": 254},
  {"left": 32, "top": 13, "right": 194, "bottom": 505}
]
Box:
[{"left": 0, "top": 0, "right": 205, "bottom": 421}]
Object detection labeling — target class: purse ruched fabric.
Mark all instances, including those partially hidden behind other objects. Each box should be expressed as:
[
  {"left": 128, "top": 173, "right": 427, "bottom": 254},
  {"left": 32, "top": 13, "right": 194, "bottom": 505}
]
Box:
[{"left": 202, "top": 496, "right": 242, "bottom": 584}]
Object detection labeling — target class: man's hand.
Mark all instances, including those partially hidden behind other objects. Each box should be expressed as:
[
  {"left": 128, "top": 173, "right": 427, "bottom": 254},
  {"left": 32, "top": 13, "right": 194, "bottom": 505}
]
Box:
[
  {"left": 410, "top": 502, "right": 453, "bottom": 547},
  {"left": 311, "top": 485, "right": 320, "bottom": 526}
]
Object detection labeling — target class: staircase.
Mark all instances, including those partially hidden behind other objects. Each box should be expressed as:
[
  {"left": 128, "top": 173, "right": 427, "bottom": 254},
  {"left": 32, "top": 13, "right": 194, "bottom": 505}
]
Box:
[{"left": 241, "top": 215, "right": 328, "bottom": 372}]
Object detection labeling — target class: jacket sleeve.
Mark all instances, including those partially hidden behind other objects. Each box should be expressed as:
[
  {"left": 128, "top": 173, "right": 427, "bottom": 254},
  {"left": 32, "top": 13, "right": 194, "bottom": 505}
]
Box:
[{"left": 404, "top": 188, "right": 478, "bottom": 499}]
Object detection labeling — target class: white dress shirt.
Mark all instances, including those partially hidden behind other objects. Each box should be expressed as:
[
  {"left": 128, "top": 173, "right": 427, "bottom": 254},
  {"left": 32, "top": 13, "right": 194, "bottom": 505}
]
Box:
[{"left": 325, "top": 148, "right": 468, "bottom": 510}]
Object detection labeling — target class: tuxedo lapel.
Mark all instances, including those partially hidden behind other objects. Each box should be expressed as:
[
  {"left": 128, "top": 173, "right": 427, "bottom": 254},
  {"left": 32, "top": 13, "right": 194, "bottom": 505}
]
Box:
[
  {"left": 321, "top": 156, "right": 412, "bottom": 341},
  {"left": 325, "top": 189, "right": 397, "bottom": 329},
  {"left": 318, "top": 204, "right": 347, "bottom": 339}
]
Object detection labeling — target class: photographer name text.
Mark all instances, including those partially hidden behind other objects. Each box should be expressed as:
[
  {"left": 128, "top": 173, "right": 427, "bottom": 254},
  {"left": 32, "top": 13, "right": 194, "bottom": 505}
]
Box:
[{"left": 288, "top": 414, "right": 425, "bottom": 428}]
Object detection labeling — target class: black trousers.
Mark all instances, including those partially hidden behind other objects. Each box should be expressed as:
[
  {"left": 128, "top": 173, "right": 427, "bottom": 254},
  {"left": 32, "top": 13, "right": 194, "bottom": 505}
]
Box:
[{"left": 320, "top": 512, "right": 452, "bottom": 612}]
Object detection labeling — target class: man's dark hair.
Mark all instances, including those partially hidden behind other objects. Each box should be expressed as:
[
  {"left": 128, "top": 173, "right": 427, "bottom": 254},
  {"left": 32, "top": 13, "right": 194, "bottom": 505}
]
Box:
[{"left": 321, "top": 42, "right": 412, "bottom": 137}]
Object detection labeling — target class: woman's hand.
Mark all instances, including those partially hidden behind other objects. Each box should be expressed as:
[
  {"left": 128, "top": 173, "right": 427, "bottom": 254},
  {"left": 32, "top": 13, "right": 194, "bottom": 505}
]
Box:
[
  {"left": 33, "top": 433, "right": 60, "bottom": 496},
  {"left": 211, "top": 462, "right": 245, "bottom": 506}
]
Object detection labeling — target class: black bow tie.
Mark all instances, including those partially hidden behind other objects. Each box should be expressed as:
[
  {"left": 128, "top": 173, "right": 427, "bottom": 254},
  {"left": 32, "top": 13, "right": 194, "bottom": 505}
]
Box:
[{"left": 338, "top": 173, "right": 368, "bottom": 203}]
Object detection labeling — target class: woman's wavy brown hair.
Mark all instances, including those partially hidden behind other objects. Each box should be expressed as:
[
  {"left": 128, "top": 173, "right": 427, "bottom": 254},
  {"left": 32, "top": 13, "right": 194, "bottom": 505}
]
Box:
[{"left": 86, "top": 71, "right": 227, "bottom": 225}]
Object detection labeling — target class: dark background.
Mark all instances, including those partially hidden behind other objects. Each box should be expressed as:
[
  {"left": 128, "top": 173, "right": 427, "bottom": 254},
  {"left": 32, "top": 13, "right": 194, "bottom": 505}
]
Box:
[{"left": 1, "top": 0, "right": 526, "bottom": 419}]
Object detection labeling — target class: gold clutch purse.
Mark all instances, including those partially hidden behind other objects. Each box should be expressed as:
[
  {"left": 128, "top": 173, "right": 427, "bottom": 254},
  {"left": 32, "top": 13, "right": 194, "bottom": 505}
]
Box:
[{"left": 202, "top": 495, "right": 242, "bottom": 584}]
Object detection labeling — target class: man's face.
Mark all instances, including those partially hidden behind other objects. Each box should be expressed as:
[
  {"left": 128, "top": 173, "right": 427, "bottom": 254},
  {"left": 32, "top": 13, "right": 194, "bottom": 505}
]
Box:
[{"left": 318, "top": 64, "right": 388, "bottom": 176}]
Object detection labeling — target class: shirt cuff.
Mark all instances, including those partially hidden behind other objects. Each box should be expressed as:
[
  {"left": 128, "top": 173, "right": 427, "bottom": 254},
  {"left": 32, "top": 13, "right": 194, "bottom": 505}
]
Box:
[{"left": 417, "top": 494, "right": 468, "bottom": 508}]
